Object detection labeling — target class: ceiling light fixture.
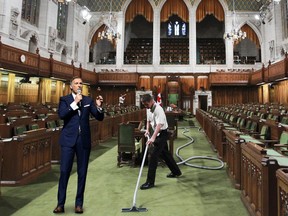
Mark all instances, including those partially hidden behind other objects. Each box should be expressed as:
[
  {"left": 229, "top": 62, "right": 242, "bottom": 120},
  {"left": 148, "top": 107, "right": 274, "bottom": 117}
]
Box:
[
  {"left": 223, "top": 0, "right": 246, "bottom": 42},
  {"left": 98, "top": 0, "right": 121, "bottom": 42}
]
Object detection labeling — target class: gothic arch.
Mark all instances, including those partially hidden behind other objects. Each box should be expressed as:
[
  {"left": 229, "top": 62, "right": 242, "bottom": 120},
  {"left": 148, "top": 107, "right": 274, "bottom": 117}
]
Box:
[
  {"left": 239, "top": 21, "right": 262, "bottom": 46},
  {"left": 193, "top": 0, "right": 228, "bottom": 16},
  {"left": 20, "top": 30, "right": 40, "bottom": 42},
  {"left": 158, "top": 0, "right": 192, "bottom": 11},
  {"left": 122, "top": 0, "right": 156, "bottom": 14}
]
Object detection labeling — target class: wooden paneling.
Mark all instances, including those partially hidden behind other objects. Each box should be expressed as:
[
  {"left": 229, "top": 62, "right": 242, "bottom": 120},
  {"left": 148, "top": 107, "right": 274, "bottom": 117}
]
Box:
[
  {"left": 274, "top": 80, "right": 288, "bottom": 104},
  {"left": 180, "top": 76, "right": 194, "bottom": 95},
  {"left": 211, "top": 86, "right": 258, "bottom": 106},
  {"left": 0, "top": 43, "right": 39, "bottom": 74},
  {"left": 210, "top": 72, "right": 249, "bottom": 85},
  {"left": 0, "top": 141, "right": 3, "bottom": 195},
  {"left": 82, "top": 68, "right": 97, "bottom": 84},
  {"left": 251, "top": 69, "right": 264, "bottom": 85},
  {"left": 196, "top": 76, "right": 208, "bottom": 90},
  {"left": 98, "top": 72, "right": 138, "bottom": 85},
  {"left": 265, "top": 60, "right": 286, "bottom": 82},
  {"left": 139, "top": 76, "right": 150, "bottom": 90},
  {"left": 52, "top": 61, "right": 74, "bottom": 79},
  {"left": 0, "top": 38, "right": 97, "bottom": 83}
]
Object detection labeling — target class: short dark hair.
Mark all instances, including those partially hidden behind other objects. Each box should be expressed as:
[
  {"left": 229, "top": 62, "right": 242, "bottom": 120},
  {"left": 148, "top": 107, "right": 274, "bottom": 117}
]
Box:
[
  {"left": 141, "top": 94, "right": 153, "bottom": 103},
  {"left": 70, "top": 76, "right": 82, "bottom": 85}
]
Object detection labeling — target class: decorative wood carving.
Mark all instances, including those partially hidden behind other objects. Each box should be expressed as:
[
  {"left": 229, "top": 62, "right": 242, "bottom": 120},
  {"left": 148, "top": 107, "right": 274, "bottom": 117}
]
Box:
[
  {"left": 98, "top": 73, "right": 138, "bottom": 85},
  {"left": 210, "top": 72, "right": 249, "bottom": 85}
]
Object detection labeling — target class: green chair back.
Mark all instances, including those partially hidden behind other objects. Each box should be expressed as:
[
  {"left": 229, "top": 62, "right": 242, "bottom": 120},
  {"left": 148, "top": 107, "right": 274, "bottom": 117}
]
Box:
[
  {"left": 259, "top": 125, "right": 270, "bottom": 140},
  {"left": 14, "top": 125, "right": 27, "bottom": 135},
  {"left": 47, "top": 121, "right": 57, "bottom": 129},
  {"left": 279, "top": 131, "right": 288, "bottom": 144},
  {"left": 250, "top": 121, "right": 257, "bottom": 132},
  {"left": 245, "top": 120, "right": 252, "bottom": 130},
  {"left": 281, "top": 117, "right": 288, "bottom": 125},
  {"left": 118, "top": 123, "right": 138, "bottom": 152},
  {"left": 29, "top": 123, "right": 39, "bottom": 130}
]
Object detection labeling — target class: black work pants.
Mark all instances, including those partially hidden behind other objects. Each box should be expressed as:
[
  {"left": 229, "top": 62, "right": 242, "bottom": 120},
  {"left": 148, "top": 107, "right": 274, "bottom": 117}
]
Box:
[{"left": 147, "top": 130, "right": 181, "bottom": 184}]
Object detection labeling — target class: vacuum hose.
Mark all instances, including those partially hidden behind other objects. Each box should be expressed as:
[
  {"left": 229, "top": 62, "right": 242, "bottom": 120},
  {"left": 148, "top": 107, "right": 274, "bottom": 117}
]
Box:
[{"left": 175, "top": 127, "right": 224, "bottom": 170}]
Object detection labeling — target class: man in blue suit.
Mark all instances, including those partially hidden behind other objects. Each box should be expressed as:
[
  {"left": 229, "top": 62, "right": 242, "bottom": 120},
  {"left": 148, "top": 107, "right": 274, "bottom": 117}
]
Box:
[{"left": 53, "top": 76, "right": 104, "bottom": 214}]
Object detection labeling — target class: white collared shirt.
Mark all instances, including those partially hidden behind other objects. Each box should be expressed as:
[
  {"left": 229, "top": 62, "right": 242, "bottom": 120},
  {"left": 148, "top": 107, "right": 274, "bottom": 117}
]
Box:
[
  {"left": 147, "top": 103, "right": 168, "bottom": 131},
  {"left": 70, "top": 92, "right": 80, "bottom": 110}
]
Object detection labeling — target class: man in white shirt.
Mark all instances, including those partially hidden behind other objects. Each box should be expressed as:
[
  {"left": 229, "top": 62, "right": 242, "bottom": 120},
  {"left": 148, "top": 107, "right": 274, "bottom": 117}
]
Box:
[
  {"left": 140, "top": 94, "right": 182, "bottom": 190},
  {"left": 119, "top": 94, "right": 126, "bottom": 106}
]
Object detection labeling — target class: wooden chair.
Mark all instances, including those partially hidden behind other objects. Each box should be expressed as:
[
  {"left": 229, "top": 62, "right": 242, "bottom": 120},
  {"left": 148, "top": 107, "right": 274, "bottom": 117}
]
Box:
[
  {"left": 117, "top": 123, "right": 142, "bottom": 167},
  {"left": 166, "top": 114, "right": 178, "bottom": 138}
]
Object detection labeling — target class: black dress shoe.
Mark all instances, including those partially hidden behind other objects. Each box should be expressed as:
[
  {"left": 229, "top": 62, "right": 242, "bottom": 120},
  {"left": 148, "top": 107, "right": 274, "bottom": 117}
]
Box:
[
  {"left": 140, "top": 182, "right": 154, "bottom": 190},
  {"left": 75, "top": 206, "right": 83, "bottom": 214},
  {"left": 167, "top": 172, "right": 182, "bottom": 178},
  {"left": 53, "top": 206, "right": 65, "bottom": 214}
]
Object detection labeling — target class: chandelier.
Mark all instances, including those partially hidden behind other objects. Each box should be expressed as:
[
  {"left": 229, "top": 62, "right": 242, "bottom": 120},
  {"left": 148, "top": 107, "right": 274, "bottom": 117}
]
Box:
[
  {"left": 223, "top": 0, "right": 246, "bottom": 42},
  {"left": 57, "top": 0, "right": 75, "bottom": 3},
  {"left": 97, "top": 0, "right": 121, "bottom": 42}
]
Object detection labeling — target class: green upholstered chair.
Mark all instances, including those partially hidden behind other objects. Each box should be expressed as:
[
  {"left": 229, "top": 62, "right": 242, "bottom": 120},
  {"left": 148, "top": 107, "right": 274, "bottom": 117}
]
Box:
[
  {"left": 46, "top": 120, "right": 57, "bottom": 129},
  {"left": 281, "top": 116, "right": 288, "bottom": 125},
  {"left": 117, "top": 123, "right": 142, "bottom": 167},
  {"left": 56, "top": 119, "right": 64, "bottom": 127},
  {"left": 7, "top": 116, "right": 18, "bottom": 123},
  {"left": 240, "top": 119, "right": 251, "bottom": 132},
  {"left": 272, "top": 131, "right": 288, "bottom": 154},
  {"left": 29, "top": 123, "right": 39, "bottom": 130},
  {"left": 14, "top": 125, "right": 27, "bottom": 136},
  {"left": 249, "top": 121, "right": 258, "bottom": 133},
  {"left": 168, "top": 94, "right": 178, "bottom": 105},
  {"left": 252, "top": 125, "right": 271, "bottom": 144},
  {"left": 37, "top": 113, "right": 46, "bottom": 119},
  {"left": 238, "top": 118, "right": 246, "bottom": 130}
]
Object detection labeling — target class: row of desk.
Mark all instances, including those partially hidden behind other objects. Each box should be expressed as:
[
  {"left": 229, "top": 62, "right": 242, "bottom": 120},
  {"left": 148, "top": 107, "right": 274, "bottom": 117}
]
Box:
[
  {"left": 196, "top": 108, "right": 288, "bottom": 216},
  {"left": 0, "top": 109, "right": 145, "bottom": 187}
]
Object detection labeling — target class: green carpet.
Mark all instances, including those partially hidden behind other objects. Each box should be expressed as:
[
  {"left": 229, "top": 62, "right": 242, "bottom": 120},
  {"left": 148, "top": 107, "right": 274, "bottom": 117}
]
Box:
[{"left": 0, "top": 119, "right": 249, "bottom": 216}]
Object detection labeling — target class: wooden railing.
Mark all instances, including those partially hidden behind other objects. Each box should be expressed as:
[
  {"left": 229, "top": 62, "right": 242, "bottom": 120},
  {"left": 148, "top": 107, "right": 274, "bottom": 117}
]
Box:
[
  {"left": 210, "top": 72, "right": 250, "bottom": 86},
  {"left": 251, "top": 54, "right": 288, "bottom": 85},
  {"left": 0, "top": 36, "right": 97, "bottom": 84}
]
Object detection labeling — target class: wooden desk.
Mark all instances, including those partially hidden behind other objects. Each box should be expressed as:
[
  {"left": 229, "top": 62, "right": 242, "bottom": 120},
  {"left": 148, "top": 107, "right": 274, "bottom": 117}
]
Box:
[
  {"left": 224, "top": 130, "right": 246, "bottom": 189},
  {"left": 276, "top": 168, "right": 288, "bottom": 216},
  {"left": 241, "top": 142, "right": 288, "bottom": 216},
  {"left": 1, "top": 128, "right": 52, "bottom": 186}
]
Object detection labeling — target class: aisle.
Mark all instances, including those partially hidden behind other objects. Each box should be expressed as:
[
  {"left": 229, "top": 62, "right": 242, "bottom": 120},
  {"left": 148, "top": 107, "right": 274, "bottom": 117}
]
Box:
[{"left": 1, "top": 119, "right": 249, "bottom": 216}]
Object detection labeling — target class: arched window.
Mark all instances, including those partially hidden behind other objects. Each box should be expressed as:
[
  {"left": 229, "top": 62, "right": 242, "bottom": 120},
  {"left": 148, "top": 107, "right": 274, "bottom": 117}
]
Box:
[
  {"left": 21, "top": 0, "right": 40, "bottom": 26},
  {"left": 57, "top": 3, "right": 69, "bottom": 41}
]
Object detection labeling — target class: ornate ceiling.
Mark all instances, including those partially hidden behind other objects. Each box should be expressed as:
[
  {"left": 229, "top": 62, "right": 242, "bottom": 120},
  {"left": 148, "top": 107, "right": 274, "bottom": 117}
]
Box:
[{"left": 75, "top": 0, "right": 264, "bottom": 12}]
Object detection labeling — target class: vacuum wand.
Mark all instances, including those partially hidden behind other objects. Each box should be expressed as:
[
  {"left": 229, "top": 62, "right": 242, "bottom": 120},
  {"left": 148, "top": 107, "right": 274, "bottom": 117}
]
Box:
[{"left": 121, "top": 135, "right": 150, "bottom": 213}]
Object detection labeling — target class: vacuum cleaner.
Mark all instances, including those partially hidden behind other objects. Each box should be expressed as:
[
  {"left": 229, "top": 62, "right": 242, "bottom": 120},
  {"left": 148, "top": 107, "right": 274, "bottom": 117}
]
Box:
[{"left": 121, "top": 136, "right": 150, "bottom": 213}]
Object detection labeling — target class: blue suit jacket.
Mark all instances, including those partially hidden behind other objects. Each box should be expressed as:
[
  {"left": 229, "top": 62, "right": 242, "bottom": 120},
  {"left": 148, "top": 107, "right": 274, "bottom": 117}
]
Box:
[{"left": 58, "top": 94, "right": 104, "bottom": 149}]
